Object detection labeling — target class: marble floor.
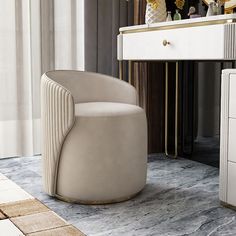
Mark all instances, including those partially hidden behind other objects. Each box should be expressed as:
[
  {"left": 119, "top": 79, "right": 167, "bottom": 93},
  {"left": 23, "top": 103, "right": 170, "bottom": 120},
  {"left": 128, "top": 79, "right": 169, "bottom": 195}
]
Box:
[{"left": 0, "top": 155, "right": 236, "bottom": 236}]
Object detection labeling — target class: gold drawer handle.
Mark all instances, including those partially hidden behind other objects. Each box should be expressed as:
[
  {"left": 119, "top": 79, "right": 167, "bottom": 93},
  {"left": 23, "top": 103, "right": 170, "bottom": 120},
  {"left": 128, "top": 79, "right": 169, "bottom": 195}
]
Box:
[{"left": 163, "top": 40, "right": 170, "bottom": 46}]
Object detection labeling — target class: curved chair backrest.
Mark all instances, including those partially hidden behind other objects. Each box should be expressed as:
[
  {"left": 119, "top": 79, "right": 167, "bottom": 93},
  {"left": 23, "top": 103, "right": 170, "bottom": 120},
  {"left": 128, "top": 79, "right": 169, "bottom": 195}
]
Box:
[{"left": 44, "top": 70, "right": 138, "bottom": 105}]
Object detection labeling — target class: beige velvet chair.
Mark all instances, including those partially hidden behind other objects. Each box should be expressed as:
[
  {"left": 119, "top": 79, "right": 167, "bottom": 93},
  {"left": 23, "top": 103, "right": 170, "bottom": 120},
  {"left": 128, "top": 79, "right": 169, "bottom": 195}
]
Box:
[{"left": 41, "top": 70, "right": 147, "bottom": 204}]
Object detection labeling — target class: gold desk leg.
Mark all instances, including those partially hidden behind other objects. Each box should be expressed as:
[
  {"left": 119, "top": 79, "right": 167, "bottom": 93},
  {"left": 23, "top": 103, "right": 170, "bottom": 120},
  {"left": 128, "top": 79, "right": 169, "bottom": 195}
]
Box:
[
  {"left": 165, "top": 62, "right": 169, "bottom": 156},
  {"left": 128, "top": 61, "right": 132, "bottom": 84},
  {"left": 119, "top": 61, "right": 123, "bottom": 80},
  {"left": 175, "top": 62, "right": 179, "bottom": 158}
]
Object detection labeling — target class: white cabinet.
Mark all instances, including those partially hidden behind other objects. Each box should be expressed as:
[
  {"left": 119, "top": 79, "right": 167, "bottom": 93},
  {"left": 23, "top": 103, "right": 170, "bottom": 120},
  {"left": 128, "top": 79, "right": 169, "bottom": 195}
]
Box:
[
  {"left": 220, "top": 69, "right": 236, "bottom": 207},
  {"left": 227, "top": 162, "right": 236, "bottom": 206}
]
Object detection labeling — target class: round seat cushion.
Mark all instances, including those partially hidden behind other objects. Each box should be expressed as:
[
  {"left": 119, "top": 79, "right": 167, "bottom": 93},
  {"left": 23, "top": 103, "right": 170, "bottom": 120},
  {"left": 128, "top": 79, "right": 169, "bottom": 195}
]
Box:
[{"left": 75, "top": 102, "right": 144, "bottom": 117}]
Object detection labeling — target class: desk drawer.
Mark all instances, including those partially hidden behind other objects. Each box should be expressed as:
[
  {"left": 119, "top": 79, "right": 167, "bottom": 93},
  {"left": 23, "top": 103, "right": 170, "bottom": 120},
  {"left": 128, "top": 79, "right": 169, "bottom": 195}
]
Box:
[
  {"left": 229, "top": 75, "right": 236, "bottom": 118},
  {"left": 228, "top": 118, "right": 236, "bottom": 163},
  {"left": 121, "top": 24, "right": 235, "bottom": 61}
]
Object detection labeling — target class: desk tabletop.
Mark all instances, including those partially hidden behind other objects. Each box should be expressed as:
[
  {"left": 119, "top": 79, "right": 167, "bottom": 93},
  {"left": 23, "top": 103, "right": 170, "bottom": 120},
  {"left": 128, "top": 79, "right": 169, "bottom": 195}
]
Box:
[{"left": 120, "top": 14, "right": 236, "bottom": 33}]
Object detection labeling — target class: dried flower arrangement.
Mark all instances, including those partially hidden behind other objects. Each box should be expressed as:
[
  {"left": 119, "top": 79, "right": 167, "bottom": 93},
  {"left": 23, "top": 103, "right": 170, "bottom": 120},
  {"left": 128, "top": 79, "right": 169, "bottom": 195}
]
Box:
[
  {"left": 146, "top": 0, "right": 186, "bottom": 10},
  {"left": 146, "top": 0, "right": 159, "bottom": 10},
  {"left": 175, "top": 0, "right": 185, "bottom": 10}
]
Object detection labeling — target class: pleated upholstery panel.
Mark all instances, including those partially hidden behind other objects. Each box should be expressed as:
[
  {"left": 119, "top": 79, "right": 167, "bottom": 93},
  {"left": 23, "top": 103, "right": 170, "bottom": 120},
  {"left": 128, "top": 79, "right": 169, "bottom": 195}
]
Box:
[{"left": 41, "top": 74, "right": 75, "bottom": 196}]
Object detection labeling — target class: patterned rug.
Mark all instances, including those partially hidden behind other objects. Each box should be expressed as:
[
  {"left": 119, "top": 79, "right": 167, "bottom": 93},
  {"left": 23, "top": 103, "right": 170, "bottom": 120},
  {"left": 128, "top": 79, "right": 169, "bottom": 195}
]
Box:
[{"left": 0, "top": 173, "right": 85, "bottom": 235}]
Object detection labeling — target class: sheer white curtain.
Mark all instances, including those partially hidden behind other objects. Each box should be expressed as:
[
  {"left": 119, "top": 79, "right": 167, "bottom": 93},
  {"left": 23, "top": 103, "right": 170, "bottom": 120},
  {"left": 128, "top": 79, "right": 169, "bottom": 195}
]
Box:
[{"left": 0, "top": 0, "right": 84, "bottom": 158}]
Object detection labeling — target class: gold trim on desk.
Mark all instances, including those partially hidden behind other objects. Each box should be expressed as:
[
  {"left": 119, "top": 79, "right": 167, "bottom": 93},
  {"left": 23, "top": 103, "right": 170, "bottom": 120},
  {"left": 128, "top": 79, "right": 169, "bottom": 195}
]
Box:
[{"left": 121, "top": 19, "right": 236, "bottom": 34}]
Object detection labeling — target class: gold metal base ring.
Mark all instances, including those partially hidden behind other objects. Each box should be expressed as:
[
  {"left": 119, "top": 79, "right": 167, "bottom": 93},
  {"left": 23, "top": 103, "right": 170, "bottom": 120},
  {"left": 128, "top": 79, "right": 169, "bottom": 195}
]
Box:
[{"left": 54, "top": 189, "right": 144, "bottom": 205}]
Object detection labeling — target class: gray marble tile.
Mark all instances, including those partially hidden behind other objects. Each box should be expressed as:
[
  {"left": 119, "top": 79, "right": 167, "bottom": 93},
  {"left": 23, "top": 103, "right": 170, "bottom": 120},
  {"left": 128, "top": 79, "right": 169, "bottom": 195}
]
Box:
[{"left": 0, "top": 155, "right": 236, "bottom": 236}]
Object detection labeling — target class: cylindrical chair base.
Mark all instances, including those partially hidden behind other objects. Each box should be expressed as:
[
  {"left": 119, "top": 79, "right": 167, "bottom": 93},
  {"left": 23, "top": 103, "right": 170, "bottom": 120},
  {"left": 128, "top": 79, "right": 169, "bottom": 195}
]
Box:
[{"left": 55, "top": 102, "right": 147, "bottom": 204}]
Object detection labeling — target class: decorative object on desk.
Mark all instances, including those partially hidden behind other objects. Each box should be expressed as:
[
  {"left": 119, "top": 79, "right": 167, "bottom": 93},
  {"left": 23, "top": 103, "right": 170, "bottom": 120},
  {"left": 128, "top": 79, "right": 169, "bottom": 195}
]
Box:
[
  {"left": 217, "top": 0, "right": 230, "bottom": 14},
  {"left": 174, "top": 9, "right": 182, "bottom": 20},
  {"left": 190, "top": 14, "right": 202, "bottom": 18},
  {"left": 145, "top": 0, "right": 167, "bottom": 24},
  {"left": 174, "top": 0, "right": 185, "bottom": 20},
  {"left": 188, "top": 6, "right": 196, "bottom": 16},
  {"left": 214, "top": 2, "right": 220, "bottom": 15},
  {"left": 203, "top": 0, "right": 234, "bottom": 13},
  {"left": 188, "top": 6, "right": 202, "bottom": 19},
  {"left": 166, "top": 11, "right": 172, "bottom": 21},
  {"left": 218, "top": 3, "right": 225, "bottom": 14},
  {"left": 175, "top": 0, "right": 185, "bottom": 10},
  {"left": 206, "top": 1, "right": 216, "bottom": 16}
]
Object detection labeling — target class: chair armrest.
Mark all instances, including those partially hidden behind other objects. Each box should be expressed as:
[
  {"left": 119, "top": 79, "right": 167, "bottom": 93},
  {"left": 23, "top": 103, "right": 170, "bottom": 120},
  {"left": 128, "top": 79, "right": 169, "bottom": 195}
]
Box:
[{"left": 41, "top": 74, "right": 75, "bottom": 196}]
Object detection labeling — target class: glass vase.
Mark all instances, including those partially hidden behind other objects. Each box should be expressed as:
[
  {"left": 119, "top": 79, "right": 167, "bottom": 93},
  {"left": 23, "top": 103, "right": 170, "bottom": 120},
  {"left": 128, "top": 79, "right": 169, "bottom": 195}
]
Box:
[
  {"left": 174, "top": 9, "right": 182, "bottom": 21},
  {"left": 145, "top": 0, "right": 167, "bottom": 24}
]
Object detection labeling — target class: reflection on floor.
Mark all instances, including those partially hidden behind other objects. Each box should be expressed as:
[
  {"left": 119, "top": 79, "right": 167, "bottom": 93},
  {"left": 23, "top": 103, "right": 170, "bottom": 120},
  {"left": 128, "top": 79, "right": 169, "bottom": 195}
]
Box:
[
  {"left": 192, "top": 136, "right": 220, "bottom": 168},
  {"left": 0, "top": 155, "right": 236, "bottom": 236}
]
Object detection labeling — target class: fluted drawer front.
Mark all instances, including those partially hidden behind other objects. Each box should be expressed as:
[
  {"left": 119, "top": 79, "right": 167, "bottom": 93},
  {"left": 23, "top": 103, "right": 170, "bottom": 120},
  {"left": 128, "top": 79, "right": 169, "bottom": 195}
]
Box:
[
  {"left": 224, "top": 24, "right": 236, "bottom": 60},
  {"left": 41, "top": 75, "right": 75, "bottom": 196}
]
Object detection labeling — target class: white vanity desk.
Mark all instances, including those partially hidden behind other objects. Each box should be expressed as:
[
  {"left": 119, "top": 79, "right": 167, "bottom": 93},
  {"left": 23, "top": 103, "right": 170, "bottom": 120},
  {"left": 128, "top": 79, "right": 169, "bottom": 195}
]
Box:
[{"left": 117, "top": 14, "right": 236, "bottom": 157}]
